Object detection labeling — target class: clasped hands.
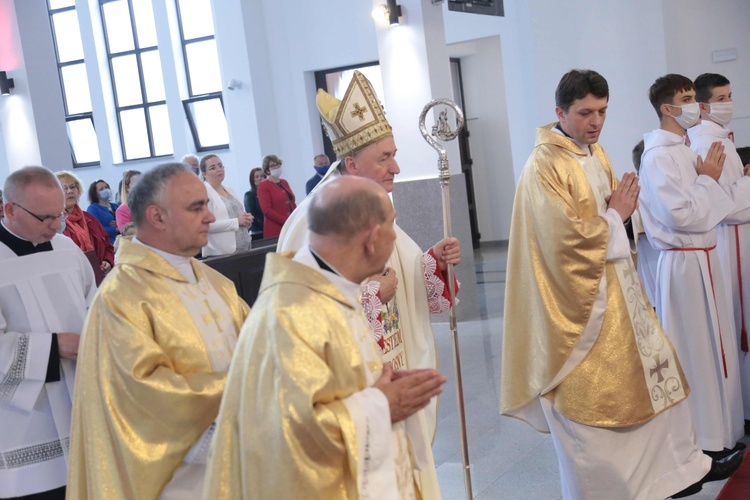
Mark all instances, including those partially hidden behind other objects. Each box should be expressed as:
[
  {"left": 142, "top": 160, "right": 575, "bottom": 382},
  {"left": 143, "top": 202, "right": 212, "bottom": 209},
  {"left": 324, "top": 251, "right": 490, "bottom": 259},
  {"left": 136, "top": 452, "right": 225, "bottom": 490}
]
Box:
[{"left": 374, "top": 363, "right": 446, "bottom": 423}]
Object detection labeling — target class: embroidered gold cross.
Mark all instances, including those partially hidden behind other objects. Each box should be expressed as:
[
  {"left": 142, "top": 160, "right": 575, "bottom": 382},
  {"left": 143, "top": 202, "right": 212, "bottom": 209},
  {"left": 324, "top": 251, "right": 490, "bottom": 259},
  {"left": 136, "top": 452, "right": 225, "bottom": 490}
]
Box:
[
  {"left": 650, "top": 354, "right": 669, "bottom": 383},
  {"left": 351, "top": 102, "right": 367, "bottom": 121},
  {"left": 202, "top": 300, "right": 225, "bottom": 329},
  {"left": 622, "top": 260, "right": 639, "bottom": 287}
]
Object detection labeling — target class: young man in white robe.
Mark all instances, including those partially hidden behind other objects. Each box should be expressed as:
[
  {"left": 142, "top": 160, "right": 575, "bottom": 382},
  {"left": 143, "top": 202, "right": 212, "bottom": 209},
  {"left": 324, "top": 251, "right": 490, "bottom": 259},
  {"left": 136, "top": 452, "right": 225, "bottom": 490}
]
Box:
[
  {"left": 0, "top": 166, "right": 97, "bottom": 499},
  {"left": 631, "top": 139, "right": 659, "bottom": 306},
  {"left": 203, "top": 176, "right": 446, "bottom": 499},
  {"left": 639, "top": 73, "right": 746, "bottom": 457},
  {"left": 502, "top": 69, "right": 739, "bottom": 500},
  {"left": 688, "top": 72, "right": 750, "bottom": 422},
  {"left": 67, "top": 163, "right": 250, "bottom": 499}
]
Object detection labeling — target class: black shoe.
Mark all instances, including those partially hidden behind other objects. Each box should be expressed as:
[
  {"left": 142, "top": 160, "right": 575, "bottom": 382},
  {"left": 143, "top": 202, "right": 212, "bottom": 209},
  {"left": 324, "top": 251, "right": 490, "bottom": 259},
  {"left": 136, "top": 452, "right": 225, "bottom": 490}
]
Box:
[
  {"left": 670, "top": 481, "right": 702, "bottom": 498},
  {"left": 671, "top": 449, "right": 744, "bottom": 498},
  {"left": 704, "top": 448, "right": 744, "bottom": 483}
]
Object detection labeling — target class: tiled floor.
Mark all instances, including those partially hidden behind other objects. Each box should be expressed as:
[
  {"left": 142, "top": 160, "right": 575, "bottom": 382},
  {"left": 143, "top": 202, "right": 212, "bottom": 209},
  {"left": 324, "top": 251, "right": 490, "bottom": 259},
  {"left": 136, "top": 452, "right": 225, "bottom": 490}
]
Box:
[{"left": 431, "top": 242, "right": 733, "bottom": 499}]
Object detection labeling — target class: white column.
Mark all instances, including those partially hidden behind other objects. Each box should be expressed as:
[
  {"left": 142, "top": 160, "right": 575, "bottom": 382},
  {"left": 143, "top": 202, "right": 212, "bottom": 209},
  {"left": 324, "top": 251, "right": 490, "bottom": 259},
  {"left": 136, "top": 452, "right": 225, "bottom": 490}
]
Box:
[{"left": 372, "top": 0, "right": 461, "bottom": 179}]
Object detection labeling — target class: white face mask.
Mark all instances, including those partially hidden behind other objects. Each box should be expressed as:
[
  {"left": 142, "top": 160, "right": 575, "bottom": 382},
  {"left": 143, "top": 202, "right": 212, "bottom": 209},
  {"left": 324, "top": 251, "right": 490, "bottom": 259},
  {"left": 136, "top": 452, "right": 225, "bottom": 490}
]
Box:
[
  {"left": 707, "top": 101, "right": 734, "bottom": 127},
  {"left": 270, "top": 167, "right": 283, "bottom": 179},
  {"left": 668, "top": 102, "right": 700, "bottom": 129}
]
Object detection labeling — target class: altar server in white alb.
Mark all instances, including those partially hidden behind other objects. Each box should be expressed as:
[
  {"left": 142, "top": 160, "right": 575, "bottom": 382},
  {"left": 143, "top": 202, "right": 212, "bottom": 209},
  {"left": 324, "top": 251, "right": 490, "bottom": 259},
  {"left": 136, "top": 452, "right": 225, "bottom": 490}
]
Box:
[
  {"left": 639, "top": 73, "right": 746, "bottom": 455},
  {"left": 688, "top": 72, "right": 750, "bottom": 420},
  {"left": 0, "top": 166, "right": 97, "bottom": 499}
]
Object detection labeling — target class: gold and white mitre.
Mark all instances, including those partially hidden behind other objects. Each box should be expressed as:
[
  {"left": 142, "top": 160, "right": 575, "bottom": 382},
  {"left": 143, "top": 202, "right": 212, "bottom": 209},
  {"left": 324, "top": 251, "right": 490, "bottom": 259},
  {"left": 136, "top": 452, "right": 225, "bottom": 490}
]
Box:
[{"left": 316, "top": 70, "right": 393, "bottom": 159}]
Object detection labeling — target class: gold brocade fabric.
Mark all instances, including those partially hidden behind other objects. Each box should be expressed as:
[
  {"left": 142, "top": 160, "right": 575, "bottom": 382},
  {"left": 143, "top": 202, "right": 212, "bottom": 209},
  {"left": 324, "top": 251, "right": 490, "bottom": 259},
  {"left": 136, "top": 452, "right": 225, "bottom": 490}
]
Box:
[
  {"left": 500, "top": 124, "right": 689, "bottom": 428},
  {"left": 203, "top": 253, "right": 378, "bottom": 499},
  {"left": 67, "top": 239, "right": 249, "bottom": 499}
]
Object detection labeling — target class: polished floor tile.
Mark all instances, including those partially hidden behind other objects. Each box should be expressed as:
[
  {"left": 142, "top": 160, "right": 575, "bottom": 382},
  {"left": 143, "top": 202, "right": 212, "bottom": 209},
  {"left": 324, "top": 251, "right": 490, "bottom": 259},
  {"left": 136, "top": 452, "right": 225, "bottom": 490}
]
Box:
[{"left": 431, "top": 242, "right": 733, "bottom": 499}]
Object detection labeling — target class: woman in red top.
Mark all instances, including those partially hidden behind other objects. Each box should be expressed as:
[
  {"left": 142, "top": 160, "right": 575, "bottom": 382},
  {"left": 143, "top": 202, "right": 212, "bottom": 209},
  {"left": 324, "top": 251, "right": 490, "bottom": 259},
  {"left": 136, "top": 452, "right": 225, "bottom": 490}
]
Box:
[
  {"left": 257, "top": 154, "right": 296, "bottom": 238},
  {"left": 56, "top": 171, "right": 114, "bottom": 284}
]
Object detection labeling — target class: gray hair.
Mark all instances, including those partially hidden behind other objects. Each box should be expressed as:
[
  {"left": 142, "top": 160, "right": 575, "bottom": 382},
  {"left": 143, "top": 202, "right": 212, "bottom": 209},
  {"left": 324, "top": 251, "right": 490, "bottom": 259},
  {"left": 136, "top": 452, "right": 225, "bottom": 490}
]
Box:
[
  {"left": 308, "top": 178, "right": 387, "bottom": 238},
  {"left": 3, "top": 166, "right": 62, "bottom": 203},
  {"left": 181, "top": 153, "right": 199, "bottom": 164},
  {"left": 129, "top": 163, "right": 191, "bottom": 227}
]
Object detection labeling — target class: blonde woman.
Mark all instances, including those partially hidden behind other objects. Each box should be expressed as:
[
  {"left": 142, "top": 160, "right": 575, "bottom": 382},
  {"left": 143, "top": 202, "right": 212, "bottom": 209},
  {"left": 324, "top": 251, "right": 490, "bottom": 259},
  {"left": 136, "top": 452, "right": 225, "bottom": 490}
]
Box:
[
  {"left": 56, "top": 171, "right": 114, "bottom": 281},
  {"left": 115, "top": 169, "right": 141, "bottom": 230},
  {"left": 201, "top": 154, "right": 253, "bottom": 256}
]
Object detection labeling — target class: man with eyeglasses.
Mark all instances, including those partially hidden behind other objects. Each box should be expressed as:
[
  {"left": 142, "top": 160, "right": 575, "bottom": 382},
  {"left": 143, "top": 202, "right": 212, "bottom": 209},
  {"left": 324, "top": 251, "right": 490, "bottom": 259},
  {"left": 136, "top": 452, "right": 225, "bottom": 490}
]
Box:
[{"left": 0, "top": 166, "right": 97, "bottom": 499}]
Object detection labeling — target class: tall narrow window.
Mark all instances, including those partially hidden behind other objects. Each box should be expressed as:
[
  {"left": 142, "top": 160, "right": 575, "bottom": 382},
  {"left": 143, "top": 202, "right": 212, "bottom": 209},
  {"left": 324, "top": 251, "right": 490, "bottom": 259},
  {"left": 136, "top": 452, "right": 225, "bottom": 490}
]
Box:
[
  {"left": 100, "top": 0, "right": 173, "bottom": 160},
  {"left": 175, "top": 0, "right": 229, "bottom": 151},
  {"left": 48, "top": 0, "right": 101, "bottom": 166}
]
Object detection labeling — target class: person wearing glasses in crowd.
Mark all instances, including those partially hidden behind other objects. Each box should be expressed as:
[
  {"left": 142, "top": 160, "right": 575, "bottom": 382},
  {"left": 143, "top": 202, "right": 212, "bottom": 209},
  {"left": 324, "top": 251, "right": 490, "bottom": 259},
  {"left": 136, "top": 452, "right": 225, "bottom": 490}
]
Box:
[
  {"left": 201, "top": 153, "right": 254, "bottom": 257},
  {"left": 257, "top": 154, "right": 296, "bottom": 238},
  {"left": 86, "top": 179, "right": 120, "bottom": 245},
  {"left": 56, "top": 172, "right": 114, "bottom": 282},
  {"left": 115, "top": 169, "right": 141, "bottom": 231},
  {"left": 0, "top": 166, "right": 97, "bottom": 499}
]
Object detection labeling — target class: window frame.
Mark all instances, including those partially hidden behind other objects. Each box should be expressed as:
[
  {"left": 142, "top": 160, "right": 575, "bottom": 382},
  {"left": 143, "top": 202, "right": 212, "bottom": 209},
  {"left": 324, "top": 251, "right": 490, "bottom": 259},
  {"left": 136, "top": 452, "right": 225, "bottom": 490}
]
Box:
[
  {"left": 174, "top": 0, "right": 229, "bottom": 151},
  {"left": 47, "top": 0, "right": 101, "bottom": 167},
  {"left": 99, "top": 0, "right": 172, "bottom": 161},
  {"left": 182, "top": 94, "right": 228, "bottom": 153}
]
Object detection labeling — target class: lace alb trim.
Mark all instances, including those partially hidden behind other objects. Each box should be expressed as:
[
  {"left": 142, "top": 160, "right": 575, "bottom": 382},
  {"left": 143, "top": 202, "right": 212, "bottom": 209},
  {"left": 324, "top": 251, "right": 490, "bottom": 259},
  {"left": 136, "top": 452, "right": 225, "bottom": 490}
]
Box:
[
  {"left": 0, "top": 437, "right": 69, "bottom": 470},
  {"left": 0, "top": 334, "right": 29, "bottom": 404}
]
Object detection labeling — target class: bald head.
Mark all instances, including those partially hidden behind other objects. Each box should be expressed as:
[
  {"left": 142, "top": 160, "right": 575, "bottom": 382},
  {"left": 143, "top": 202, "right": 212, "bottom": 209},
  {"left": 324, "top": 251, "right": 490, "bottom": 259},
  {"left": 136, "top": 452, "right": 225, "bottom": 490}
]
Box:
[
  {"left": 309, "top": 176, "right": 390, "bottom": 238},
  {"left": 307, "top": 177, "right": 396, "bottom": 282}
]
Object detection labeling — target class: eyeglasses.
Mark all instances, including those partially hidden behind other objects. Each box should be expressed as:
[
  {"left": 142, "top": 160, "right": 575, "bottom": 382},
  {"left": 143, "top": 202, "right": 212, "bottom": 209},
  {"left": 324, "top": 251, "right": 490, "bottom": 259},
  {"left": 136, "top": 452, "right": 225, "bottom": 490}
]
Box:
[
  {"left": 269, "top": 162, "right": 282, "bottom": 168},
  {"left": 12, "top": 203, "right": 68, "bottom": 223},
  {"left": 207, "top": 164, "right": 224, "bottom": 171},
  {"left": 61, "top": 183, "right": 78, "bottom": 192}
]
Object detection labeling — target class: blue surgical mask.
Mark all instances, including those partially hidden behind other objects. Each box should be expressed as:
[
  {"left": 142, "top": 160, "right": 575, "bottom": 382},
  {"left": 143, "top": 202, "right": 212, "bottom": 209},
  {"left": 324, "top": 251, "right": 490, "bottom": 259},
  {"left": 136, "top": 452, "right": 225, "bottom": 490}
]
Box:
[
  {"left": 99, "top": 188, "right": 112, "bottom": 201},
  {"left": 57, "top": 220, "right": 66, "bottom": 234},
  {"left": 315, "top": 165, "right": 330, "bottom": 176}
]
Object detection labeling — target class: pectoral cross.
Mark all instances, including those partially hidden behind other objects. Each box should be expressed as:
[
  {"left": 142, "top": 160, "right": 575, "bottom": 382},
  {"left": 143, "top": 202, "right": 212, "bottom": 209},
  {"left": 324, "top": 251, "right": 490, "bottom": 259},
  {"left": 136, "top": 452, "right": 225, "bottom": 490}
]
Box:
[
  {"left": 351, "top": 102, "right": 367, "bottom": 121},
  {"left": 202, "top": 299, "right": 225, "bottom": 329},
  {"left": 650, "top": 354, "right": 669, "bottom": 383}
]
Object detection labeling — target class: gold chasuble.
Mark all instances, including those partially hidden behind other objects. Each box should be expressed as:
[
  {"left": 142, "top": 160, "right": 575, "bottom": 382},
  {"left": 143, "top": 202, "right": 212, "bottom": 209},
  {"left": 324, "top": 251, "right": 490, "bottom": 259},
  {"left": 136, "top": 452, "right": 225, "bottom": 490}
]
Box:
[
  {"left": 204, "top": 252, "right": 416, "bottom": 499},
  {"left": 68, "top": 240, "right": 249, "bottom": 499},
  {"left": 501, "top": 124, "right": 689, "bottom": 430}
]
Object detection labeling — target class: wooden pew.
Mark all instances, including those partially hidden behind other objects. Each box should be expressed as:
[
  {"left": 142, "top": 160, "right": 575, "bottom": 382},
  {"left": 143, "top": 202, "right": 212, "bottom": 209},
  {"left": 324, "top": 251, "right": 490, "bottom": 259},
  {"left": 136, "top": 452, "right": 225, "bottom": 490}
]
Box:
[{"left": 202, "top": 237, "right": 278, "bottom": 307}]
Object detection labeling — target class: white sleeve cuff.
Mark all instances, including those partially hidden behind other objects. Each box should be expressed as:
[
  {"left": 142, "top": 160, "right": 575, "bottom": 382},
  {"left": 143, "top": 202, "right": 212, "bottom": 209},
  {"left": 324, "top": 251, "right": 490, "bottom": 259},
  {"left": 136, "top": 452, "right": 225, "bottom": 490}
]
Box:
[
  {"left": 342, "top": 387, "right": 399, "bottom": 499},
  {"left": 604, "top": 209, "right": 631, "bottom": 261}
]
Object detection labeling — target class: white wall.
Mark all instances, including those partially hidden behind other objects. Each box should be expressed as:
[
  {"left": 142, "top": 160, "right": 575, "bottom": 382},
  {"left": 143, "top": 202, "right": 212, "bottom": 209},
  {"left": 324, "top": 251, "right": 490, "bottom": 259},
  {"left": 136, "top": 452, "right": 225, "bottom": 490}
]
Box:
[
  {"left": 2, "top": 0, "right": 749, "bottom": 242},
  {"left": 662, "top": 0, "right": 750, "bottom": 147},
  {"left": 0, "top": 0, "right": 43, "bottom": 179},
  {"left": 449, "top": 36, "right": 513, "bottom": 241}
]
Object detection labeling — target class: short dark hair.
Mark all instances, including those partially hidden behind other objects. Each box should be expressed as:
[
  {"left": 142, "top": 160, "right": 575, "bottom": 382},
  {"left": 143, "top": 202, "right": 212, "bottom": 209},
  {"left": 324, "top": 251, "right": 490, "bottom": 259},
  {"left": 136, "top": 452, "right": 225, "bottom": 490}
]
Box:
[
  {"left": 648, "top": 74, "right": 694, "bottom": 119},
  {"left": 632, "top": 140, "right": 645, "bottom": 172},
  {"left": 88, "top": 179, "right": 110, "bottom": 205},
  {"left": 555, "top": 69, "right": 609, "bottom": 112},
  {"left": 308, "top": 181, "right": 387, "bottom": 238},
  {"left": 694, "top": 73, "right": 731, "bottom": 104},
  {"left": 129, "top": 163, "right": 190, "bottom": 227}
]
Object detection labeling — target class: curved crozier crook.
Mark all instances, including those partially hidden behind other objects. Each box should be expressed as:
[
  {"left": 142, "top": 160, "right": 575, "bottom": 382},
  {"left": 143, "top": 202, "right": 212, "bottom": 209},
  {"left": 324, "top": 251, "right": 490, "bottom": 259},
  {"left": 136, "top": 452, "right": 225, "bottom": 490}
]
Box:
[{"left": 418, "top": 98, "right": 465, "bottom": 157}]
